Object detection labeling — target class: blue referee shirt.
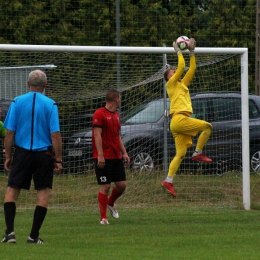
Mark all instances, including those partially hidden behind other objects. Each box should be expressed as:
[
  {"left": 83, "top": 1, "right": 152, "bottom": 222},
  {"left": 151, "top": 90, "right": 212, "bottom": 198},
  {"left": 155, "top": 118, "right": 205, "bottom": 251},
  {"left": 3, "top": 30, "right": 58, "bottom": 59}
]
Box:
[{"left": 4, "top": 92, "right": 60, "bottom": 151}]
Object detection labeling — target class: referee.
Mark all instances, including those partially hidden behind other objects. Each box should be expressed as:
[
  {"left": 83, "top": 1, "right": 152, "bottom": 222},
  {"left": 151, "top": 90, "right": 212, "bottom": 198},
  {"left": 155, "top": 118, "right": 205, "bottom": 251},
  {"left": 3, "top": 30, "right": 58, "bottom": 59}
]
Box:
[{"left": 1, "top": 70, "right": 62, "bottom": 244}]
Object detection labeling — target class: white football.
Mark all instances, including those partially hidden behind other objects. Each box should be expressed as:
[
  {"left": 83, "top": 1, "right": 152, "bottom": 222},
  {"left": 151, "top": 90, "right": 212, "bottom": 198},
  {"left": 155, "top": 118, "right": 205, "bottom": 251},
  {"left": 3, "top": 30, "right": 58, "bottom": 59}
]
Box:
[{"left": 176, "top": 36, "right": 190, "bottom": 51}]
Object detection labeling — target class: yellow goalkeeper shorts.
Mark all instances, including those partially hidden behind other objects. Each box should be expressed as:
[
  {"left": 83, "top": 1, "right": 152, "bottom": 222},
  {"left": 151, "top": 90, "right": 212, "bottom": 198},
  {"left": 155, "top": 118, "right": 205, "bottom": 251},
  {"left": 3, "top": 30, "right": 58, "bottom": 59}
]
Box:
[{"left": 170, "top": 113, "right": 209, "bottom": 148}]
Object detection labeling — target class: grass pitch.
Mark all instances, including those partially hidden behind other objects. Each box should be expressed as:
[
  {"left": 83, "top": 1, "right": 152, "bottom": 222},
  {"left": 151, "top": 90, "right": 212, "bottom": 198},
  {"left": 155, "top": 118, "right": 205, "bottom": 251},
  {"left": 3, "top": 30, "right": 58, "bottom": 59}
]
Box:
[
  {"left": 0, "top": 207, "right": 260, "bottom": 260},
  {"left": 1, "top": 170, "right": 260, "bottom": 259}
]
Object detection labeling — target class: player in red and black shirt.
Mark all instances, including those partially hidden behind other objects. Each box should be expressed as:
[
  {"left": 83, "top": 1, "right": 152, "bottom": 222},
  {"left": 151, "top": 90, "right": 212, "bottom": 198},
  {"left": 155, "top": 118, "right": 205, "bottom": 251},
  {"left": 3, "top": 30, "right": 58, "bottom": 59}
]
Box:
[{"left": 92, "top": 89, "right": 130, "bottom": 224}]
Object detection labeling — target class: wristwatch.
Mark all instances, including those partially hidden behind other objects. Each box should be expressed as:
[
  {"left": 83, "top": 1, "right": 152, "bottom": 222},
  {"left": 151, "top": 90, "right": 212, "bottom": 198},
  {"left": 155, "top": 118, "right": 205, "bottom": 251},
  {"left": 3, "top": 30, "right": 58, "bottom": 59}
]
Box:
[{"left": 55, "top": 160, "right": 62, "bottom": 164}]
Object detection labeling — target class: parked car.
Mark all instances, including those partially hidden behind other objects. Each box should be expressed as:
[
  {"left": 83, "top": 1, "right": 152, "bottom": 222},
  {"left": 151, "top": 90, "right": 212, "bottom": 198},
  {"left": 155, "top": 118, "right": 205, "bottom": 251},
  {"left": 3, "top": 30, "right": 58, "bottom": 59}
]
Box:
[{"left": 64, "top": 92, "right": 260, "bottom": 175}]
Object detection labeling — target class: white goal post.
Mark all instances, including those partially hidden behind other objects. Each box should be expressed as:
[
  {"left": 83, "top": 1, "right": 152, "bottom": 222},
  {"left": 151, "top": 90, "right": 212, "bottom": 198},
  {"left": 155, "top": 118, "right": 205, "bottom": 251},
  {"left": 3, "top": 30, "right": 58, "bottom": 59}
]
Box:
[{"left": 0, "top": 45, "right": 249, "bottom": 210}]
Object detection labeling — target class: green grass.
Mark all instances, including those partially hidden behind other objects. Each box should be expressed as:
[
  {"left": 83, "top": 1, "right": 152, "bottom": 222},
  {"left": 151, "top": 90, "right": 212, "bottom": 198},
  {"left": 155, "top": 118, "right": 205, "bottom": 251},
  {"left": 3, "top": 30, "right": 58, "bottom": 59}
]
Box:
[
  {"left": 1, "top": 207, "right": 260, "bottom": 260},
  {"left": 3, "top": 170, "right": 259, "bottom": 209},
  {"left": 1, "top": 170, "right": 260, "bottom": 259}
]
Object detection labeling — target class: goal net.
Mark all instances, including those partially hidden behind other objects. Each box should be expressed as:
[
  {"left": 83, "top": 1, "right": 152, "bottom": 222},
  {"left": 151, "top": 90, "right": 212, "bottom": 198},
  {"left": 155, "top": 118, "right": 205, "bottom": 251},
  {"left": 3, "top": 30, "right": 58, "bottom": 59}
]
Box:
[{"left": 0, "top": 45, "right": 251, "bottom": 210}]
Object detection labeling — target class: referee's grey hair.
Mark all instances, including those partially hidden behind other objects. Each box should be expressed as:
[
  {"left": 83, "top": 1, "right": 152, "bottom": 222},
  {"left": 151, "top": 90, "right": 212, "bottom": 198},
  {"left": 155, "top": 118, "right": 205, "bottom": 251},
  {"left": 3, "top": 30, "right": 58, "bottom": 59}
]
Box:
[{"left": 28, "top": 70, "right": 47, "bottom": 88}]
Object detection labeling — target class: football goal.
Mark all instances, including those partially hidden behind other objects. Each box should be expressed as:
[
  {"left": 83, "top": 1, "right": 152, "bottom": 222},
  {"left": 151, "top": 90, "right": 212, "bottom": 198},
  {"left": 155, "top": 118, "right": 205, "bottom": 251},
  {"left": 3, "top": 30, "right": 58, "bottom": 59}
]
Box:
[{"left": 0, "top": 44, "right": 250, "bottom": 210}]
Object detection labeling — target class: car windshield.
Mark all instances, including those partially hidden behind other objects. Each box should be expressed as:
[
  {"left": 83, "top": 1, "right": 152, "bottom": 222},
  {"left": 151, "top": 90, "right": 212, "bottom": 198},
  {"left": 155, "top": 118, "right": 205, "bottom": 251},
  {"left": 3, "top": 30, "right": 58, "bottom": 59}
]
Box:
[{"left": 125, "top": 99, "right": 168, "bottom": 124}]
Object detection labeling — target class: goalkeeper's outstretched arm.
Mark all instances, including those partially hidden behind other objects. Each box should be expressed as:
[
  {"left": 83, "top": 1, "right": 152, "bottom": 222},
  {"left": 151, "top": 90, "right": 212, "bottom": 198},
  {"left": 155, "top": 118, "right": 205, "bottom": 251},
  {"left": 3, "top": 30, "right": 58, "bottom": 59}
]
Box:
[
  {"left": 188, "top": 38, "right": 196, "bottom": 56},
  {"left": 171, "top": 41, "right": 185, "bottom": 81},
  {"left": 182, "top": 38, "right": 196, "bottom": 86},
  {"left": 163, "top": 41, "right": 185, "bottom": 83}
]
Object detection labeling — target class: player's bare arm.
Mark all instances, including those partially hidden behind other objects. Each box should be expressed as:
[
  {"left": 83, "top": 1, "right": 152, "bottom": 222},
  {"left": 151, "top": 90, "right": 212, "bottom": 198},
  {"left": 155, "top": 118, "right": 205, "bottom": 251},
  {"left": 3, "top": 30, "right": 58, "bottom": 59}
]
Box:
[
  {"left": 119, "top": 136, "right": 130, "bottom": 165},
  {"left": 93, "top": 127, "right": 105, "bottom": 168}
]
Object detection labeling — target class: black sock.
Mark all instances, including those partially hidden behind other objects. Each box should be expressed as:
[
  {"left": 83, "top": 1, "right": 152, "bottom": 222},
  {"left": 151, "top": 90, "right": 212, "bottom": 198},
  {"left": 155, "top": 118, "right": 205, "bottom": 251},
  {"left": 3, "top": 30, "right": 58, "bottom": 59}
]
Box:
[
  {"left": 30, "top": 205, "right": 47, "bottom": 239},
  {"left": 4, "top": 202, "right": 16, "bottom": 234}
]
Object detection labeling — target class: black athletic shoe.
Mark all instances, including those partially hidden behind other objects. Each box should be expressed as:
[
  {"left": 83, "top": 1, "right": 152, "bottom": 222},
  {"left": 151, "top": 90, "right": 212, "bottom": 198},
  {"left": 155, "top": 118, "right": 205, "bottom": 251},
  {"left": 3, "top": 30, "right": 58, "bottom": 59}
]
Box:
[
  {"left": 27, "top": 236, "right": 44, "bottom": 244},
  {"left": 1, "top": 232, "right": 16, "bottom": 243}
]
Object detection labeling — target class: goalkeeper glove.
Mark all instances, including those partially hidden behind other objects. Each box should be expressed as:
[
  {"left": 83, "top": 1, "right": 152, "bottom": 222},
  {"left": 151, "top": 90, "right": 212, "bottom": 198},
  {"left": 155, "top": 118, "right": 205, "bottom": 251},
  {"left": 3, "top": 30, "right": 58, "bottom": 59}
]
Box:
[
  {"left": 188, "top": 38, "right": 196, "bottom": 56},
  {"left": 172, "top": 41, "right": 182, "bottom": 55}
]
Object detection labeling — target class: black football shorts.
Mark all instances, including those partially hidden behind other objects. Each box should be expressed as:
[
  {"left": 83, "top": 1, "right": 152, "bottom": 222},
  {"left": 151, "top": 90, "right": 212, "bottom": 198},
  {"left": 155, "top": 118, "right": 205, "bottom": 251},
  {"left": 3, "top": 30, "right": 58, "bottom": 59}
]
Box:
[{"left": 94, "top": 158, "right": 126, "bottom": 185}]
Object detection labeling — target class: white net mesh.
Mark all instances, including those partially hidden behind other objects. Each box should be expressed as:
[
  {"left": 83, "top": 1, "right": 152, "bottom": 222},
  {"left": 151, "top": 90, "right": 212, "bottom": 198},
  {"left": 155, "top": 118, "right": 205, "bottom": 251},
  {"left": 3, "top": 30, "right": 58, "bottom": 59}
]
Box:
[{"left": 0, "top": 48, "right": 250, "bottom": 209}]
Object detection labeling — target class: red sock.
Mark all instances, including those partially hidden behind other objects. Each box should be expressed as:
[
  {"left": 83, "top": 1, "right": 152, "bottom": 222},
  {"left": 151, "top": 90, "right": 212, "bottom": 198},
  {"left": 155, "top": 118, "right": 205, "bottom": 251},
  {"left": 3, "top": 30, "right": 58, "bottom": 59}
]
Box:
[
  {"left": 98, "top": 192, "right": 108, "bottom": 220},
  {"left": 107, "top": 187, "right": 123, "bottom": 207}
]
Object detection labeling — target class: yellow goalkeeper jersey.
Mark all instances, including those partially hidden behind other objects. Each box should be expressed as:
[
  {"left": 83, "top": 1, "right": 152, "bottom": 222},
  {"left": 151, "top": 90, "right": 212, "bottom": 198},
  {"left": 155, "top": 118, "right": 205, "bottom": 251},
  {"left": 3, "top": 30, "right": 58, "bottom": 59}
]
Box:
[{"left": 166, "top": 54, "right": 196, "bottom": 116}]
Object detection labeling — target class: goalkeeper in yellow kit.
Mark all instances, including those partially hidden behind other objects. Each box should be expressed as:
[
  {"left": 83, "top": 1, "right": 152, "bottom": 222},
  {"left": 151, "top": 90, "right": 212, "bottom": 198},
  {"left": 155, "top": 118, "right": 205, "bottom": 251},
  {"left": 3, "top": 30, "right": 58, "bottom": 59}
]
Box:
[{"left": 162, "top": 38, "right": 213, "bottom": 197}]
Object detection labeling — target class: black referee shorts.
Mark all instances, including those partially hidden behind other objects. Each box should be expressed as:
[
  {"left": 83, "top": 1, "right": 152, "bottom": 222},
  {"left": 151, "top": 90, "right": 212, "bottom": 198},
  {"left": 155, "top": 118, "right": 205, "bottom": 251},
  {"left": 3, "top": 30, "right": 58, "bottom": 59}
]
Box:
[{"left": 8, "top": 146, "right": 54, "bottom": 190}]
